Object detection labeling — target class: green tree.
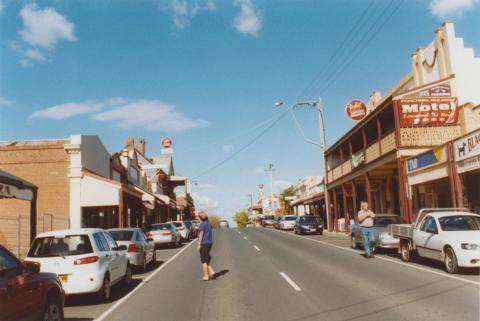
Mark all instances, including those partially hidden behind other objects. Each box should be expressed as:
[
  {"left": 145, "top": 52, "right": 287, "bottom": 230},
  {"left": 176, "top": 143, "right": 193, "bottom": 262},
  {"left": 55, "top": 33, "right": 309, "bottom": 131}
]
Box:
[
  {"left": 233, "top": 210, "right": 249, "bottom": 228},
  {"left": 280, "top": 185, "right": 295, "bottom": 214},
  {"left": 209, "top": 215, "right": 221, "bottom": 229}
]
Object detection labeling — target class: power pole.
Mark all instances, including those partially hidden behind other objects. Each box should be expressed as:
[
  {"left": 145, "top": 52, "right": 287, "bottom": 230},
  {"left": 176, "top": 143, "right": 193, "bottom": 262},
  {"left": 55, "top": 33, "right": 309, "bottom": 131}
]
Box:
[
  {"left": 265, "top": 163, "right": 275, "bottom": 215},
  {"left": 248, "top": 193, "right": 253, "bottom": 217}
]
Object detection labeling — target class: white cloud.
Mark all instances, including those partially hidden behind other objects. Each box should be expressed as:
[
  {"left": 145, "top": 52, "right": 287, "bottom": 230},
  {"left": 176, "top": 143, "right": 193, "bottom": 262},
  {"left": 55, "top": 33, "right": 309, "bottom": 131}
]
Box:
[
  {"left": 233, "top": 0, "right": 262, "bottom": 37},
  {"left": 165, "top": 0, "right": 216, "bottom": 30},
  {"left": 29, "top": 98, "right": 210, "bottom": 132},
  {"left": 29, "top": 102, "right": 103, "bottom": 120},
  {"left": 192, "top": 192, "right": 218, "bottom": 210},
  {"left": 92, "top": 100, "right": 210, "bottom": 132},
  {"left": 223, "top": 144, "right": 234, "bottom": 153},
  {"left": 0, "top": 96, "right": 11, "bottom": 106},
  {"left": 429, "top": 0, "right": 477, "bottom": 18},
  {"left": 11, "top": 4, "right": 76, "bottom": 66}
]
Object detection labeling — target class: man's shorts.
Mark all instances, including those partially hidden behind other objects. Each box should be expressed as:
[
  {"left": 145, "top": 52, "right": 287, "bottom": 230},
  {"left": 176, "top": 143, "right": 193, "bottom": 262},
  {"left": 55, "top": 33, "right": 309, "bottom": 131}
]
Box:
[{"left": 199, "top": 244, "right": 212, "bottom": 264}]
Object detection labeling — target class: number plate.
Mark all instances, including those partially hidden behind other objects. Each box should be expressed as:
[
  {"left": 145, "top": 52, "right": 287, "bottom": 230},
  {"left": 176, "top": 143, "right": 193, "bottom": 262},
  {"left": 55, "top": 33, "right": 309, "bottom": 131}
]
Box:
[
  {"left": 58, "top": 275, "right": 68, "bottom": 283},
  {"left": 310, "top": 228, "right": 316, "bottom": 232}
]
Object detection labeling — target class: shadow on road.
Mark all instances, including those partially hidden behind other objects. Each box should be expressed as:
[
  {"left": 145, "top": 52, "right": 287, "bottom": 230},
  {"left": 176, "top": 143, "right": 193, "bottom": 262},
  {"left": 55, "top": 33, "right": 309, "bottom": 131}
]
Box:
[
  {"left": 64, "top": 318, "right": 94, "bottom": 321},
  {"left": 212, "top": 269, "right": 229, "bottom": 280},
  {"left": 65, "top": 278, "right": 143, "bottom": 307}
]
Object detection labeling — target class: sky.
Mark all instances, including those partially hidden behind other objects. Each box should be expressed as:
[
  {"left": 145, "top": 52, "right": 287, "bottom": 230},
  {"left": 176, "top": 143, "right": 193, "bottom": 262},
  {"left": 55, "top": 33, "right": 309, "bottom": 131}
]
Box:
[{"left": 1, "top": 0, "right": 479, "bottom": 220}]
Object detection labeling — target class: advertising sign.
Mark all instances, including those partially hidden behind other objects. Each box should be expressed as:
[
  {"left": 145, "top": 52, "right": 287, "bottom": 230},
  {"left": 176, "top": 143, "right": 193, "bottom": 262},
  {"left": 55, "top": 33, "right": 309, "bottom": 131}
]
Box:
[
  {"left": 345, "top": 100, "right": 368, "bottom": 121},
  {"left": 162, "top": 137, "right": 173, "bottom": 148},
  {"left": 0, "top": 183, "right": 34, "bottom": 201},
  {"left": 397, "top": 97, "right": 458, "bottom": 126},
  {"left": 407, "top": 146, "right": 446, "bottom": 173},
  {"left": 454, "top": 129, "right": 480, "bottom": 162}
]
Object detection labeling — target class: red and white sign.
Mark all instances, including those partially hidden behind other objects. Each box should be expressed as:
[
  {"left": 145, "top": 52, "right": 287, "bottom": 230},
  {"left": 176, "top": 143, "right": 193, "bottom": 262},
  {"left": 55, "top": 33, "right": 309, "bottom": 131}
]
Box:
[
  {"left": 345, "top": 100, "right": 368, "bottom": 121},
  {"left": 162, "top": 138, "right": 173, "bottom": 148},
  {"left": 397, "top": 97, "right": 458, "bottom": 126}
]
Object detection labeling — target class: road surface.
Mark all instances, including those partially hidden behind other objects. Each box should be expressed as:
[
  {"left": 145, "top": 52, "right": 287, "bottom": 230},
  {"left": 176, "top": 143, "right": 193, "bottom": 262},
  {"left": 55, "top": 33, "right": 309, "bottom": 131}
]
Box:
[{"left": 65, "top": 228, "right": 480, "bottom": 321}]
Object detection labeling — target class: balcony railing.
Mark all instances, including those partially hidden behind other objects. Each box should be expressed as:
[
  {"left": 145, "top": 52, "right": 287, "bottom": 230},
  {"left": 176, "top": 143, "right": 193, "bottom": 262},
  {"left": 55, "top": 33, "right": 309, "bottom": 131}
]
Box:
[{"left": 326, "top": 130, "right": 397, "bottom": 183}]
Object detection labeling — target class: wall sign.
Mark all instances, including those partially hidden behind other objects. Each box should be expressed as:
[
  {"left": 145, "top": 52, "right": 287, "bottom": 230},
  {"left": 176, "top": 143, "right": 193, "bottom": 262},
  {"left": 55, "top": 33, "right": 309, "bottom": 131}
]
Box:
[
  {"left": 397, "top": 97, "right": 458, "bottom": 126},
  {"left": 454, "top": 129, "right": 480, "bottom": 162},
  {"left": 345, "top": 100, "right": 368, "bottom": 121},
  {"left": 0, "top": 183, "right": 34, "bottom": 201},
  {"left": 407, "top": 146, "right": 446, "bottom": 173}
]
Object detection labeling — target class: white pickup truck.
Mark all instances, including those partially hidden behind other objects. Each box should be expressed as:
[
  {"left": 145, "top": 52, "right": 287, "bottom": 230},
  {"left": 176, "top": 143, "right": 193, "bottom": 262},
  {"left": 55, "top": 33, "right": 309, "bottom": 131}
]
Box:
[{"left": 388, "top": 208, "right": 480, "bottom": 273}]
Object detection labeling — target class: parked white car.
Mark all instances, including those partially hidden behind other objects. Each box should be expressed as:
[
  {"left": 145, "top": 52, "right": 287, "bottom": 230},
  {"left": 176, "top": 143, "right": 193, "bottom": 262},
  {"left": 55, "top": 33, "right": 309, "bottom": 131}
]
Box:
[
  {"left": 168, "top": 221, "right": 190, "bottom": 240},
  {"left": 25, "top": 228, "right": 132, "bottom": 301},
  {"left": 389, "top": 209, "right": 480, "bottom": 273},
  {"left": 148, "top": 223, "right": 182, "bottom": 247},
  {"left": 279, "top": 215, "right": 297, "bottom": 230},
  {"left": 108, "top": 228, "right": 156, "bottom": 271}
]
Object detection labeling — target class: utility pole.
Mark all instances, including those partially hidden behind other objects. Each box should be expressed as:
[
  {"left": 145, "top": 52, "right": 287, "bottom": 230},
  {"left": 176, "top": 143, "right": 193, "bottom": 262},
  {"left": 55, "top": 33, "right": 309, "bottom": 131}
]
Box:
[
  {"left": 248, "top": 193, "right": 253, "bottom": 217},
  {"left": 265, "top": 163, "right": 275, "bottom": 216}
]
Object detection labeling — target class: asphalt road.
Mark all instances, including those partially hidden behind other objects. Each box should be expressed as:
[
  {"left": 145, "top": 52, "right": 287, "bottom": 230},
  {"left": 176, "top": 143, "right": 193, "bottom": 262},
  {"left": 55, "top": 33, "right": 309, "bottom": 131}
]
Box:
[{"left": 65, "top": 228, "right": 480, "bottom": 321}]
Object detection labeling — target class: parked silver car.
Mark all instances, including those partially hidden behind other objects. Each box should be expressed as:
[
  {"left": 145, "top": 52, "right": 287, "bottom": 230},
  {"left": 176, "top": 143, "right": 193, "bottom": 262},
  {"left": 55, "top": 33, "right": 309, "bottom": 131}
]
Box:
[
  {"left": 350, "top": 214, "right": 404, "bottom": 250},
  {"left": 108, "top": 228, "right": 156, "bottom": 271},
  {"left": 148, "top": 223, "right": 182, "bottom": 247}
]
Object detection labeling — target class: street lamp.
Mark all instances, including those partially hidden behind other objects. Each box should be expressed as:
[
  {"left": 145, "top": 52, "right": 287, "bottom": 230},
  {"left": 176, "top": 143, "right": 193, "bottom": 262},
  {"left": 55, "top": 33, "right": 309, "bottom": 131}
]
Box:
[{"left": 275, "top": 98, "right": 331, "bottom": 230}]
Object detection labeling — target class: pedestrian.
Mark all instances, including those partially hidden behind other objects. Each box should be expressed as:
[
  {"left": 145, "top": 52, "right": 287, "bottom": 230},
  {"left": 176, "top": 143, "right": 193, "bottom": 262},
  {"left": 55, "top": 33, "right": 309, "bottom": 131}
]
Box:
[
  {"left": 358, "top": 201, "right": 376, "bottom": 258},
  {"left": 198, "top": 212, "right": 215, "bottom": 281}
]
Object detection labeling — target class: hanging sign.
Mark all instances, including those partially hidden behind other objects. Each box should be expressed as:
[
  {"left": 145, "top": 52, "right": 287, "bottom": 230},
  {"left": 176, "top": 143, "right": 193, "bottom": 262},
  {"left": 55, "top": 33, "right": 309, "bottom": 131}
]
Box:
[
  {"left": 397, "top": 97, "right": 458, "bottom": 126},
  {"left": 345, "top": 100, "right": 368, "bottom": 121}
]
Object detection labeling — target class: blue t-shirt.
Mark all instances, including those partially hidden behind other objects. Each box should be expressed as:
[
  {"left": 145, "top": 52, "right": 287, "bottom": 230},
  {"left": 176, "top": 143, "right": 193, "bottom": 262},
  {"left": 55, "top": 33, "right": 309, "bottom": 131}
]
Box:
[{"left": 199, "top": 221, "right": 213, "bottom": 244}]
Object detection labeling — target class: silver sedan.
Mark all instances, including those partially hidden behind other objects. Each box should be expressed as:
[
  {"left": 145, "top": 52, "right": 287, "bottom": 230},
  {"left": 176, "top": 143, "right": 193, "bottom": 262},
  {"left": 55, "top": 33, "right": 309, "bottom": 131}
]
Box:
[
  {"left": 350, "top": 214, "right": 404, "bottom": 250},
  {"left": 108, "top": 228, "right": 156, "bottom": 271}
]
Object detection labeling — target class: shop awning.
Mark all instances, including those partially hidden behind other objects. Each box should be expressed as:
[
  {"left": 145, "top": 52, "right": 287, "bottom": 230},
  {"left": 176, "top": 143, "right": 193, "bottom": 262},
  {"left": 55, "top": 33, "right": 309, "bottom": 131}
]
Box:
[
  {"left": 133, "top": 186, "right": 160, "bottom": 210},
  {"left": 156, "top": 194, "right": 176, "bottom": 208},
  {"left": 0, "top": 169, "right": 37, "bottom": 201},
  {"left": 81, "top": 173, "right": 120, "bottom": 207},
  {"left": 304, "top": 192, "right": 325, "bottom": 205}
]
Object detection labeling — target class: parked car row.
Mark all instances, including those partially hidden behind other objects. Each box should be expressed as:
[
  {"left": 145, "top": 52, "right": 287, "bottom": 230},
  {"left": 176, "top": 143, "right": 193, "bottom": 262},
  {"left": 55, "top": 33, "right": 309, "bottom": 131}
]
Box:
[
  {"left": 1, "top": 219, "right": 200, "bottom": 321},
  {"left": 269, "top": 215, "right": 324, "bottom": 235}
]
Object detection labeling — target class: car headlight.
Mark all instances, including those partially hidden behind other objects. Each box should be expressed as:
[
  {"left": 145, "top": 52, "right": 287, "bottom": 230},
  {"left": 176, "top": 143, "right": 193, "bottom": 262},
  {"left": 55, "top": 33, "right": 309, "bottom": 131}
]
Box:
[{"left": 461, "top": 243, "right": 479, "bottom": 250}]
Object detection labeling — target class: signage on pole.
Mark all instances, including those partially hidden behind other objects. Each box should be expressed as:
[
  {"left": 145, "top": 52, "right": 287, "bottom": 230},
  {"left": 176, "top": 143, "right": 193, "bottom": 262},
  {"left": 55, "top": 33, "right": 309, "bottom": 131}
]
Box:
[
  {"left": 454, "top": 129, "right": 480, "bottom": 162},
  {"left": 397, "top": 97, "right": 458, "bottom": 126},
  {"left": 345, "top": 100, "right": 368, "bottom": 121}
]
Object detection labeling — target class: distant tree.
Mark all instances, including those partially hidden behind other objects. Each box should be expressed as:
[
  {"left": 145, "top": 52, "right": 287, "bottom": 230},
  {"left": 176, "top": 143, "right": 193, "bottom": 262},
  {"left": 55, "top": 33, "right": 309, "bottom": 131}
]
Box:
[
  {"left": 280, "top": 185, "right": 295, "bottom": 214},
  {"left": 208, "top": 215, "right": 221, "bottom": 229},
  {"left": 234, "top": 210, "right": 249, "bottom": 228}
]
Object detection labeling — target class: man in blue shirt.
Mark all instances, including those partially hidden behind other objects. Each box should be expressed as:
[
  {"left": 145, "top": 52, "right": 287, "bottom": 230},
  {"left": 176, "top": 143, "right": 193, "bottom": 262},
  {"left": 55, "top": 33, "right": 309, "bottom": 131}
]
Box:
[{"left": 198, "top": 212, "right": 215, "bottom": 281}]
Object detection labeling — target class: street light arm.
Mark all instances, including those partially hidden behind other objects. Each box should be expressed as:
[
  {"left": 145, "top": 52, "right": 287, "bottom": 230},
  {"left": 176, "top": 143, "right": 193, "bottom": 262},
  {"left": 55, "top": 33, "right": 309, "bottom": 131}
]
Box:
[{"left": 288, "top": 105, "right": 322, "bottom": 147}]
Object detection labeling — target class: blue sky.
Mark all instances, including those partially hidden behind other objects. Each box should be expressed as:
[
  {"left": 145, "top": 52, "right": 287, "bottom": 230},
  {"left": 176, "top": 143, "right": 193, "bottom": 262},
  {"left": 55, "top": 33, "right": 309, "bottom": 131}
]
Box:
[{"left": 1, "top": 0, "right": 479, "bottom": 219}]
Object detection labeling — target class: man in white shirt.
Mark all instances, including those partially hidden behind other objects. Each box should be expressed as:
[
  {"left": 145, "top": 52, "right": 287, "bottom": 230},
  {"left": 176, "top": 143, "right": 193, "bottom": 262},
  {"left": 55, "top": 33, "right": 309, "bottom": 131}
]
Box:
[{"left": 358, "top": 201, "right": 376, "bottom": 258}]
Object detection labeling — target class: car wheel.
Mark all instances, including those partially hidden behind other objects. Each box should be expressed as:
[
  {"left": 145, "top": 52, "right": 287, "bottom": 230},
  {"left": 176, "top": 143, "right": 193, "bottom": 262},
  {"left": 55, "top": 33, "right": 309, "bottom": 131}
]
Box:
[
  {"left": 124, "top": 264, "right": 132, "bottom": 287},
  {"left": 99, "top": 275, "right": 111, "bottom": 302},
  {"left": 350, "top": 235, "right": 358, "bottom": 249},
  {"left": 444, "top": 246, "right": 459, "bottom": 274},
  {"left": 319, "top": 229, "right": 323, "bottom": 236},
  {"left": 43, "top": 295, "right": 63, "bottom": 321},
  {"left": 400, "top": 240, "right": 413, "bottom": 262}
]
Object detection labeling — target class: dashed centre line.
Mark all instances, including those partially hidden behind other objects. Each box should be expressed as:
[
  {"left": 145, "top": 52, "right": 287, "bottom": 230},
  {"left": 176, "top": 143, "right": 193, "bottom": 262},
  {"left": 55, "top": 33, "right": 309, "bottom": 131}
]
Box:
[
  {"left": 280, "top": 272, "right": 301, "bottom": 291},
  {"left": 254, "top": 245, "right": 260, "bottom": 251}
]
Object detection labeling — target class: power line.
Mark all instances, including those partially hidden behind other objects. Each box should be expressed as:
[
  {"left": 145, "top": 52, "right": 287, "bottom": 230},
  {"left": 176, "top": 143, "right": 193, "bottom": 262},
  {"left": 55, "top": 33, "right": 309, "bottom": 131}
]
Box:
[
  {"left": 191, "top": 108, "right": 291, "bottom": 180},
  {"left": 315, "top": 0, "right": 404, "bottom": 96}
]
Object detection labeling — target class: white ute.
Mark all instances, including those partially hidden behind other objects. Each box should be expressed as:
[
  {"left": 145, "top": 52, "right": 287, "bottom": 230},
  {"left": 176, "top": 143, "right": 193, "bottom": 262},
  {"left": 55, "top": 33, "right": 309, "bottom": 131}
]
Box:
[
  {"left": 25, "top": 228, "right": 132, "bottom": 302},
  {"left": 388, "top": 208, "right": 480, "bottom": 273}
]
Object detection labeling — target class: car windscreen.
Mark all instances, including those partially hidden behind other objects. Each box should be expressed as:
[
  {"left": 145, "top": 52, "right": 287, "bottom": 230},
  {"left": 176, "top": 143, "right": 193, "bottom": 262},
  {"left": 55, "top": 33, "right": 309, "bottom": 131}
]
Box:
[
  {"left": 299, "top": 216, "right": 317, "bottom": 223},
  {"left": 184, "top": 222, "right": 192, "bottom": 228},
  {"left": 172, "top": 222, "right": 182, "bottom": 227},
  {"left": 284, "top": 217, "right": 297, "bottom": 221},
  {"left": 109, "top": 230, "right": 134, "bottom": 241},
  {"left": 374, "top": 216, "right": 402, "bottom": 227},
  {"left": 152, "top": 224, "right": 172, "bottom": 231},
  {"left": 439, "top": 215, "right": 480, "bottom": 231},
  {"left": 28, "top": 235, "right": 93, "bottom": 257}
]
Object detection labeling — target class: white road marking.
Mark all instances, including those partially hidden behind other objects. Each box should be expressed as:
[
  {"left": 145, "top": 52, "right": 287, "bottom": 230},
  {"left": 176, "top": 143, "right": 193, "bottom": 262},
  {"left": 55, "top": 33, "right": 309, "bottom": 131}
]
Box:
[
  {"left": 254, "top": 245, "right": 260, "bottom": 251},
  {"left": 94, "top": 240, "right": 197, "bottom": 321},
  {"left": 269, "top": 229, "right": 480, "bottom": 287},
  {"left": 280, "top": 272, "right": 301, "bottom": 291},
  {"left": 244, "top": 236, "right": 248, "bottom": 240}
]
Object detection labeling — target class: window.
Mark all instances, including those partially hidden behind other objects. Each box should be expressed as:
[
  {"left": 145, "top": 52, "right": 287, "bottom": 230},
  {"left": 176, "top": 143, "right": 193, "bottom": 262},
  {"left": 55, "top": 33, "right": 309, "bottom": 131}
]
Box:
[
  {"left": 93, "top": 233, "right": 110, "bottom": 251},
  {"left": 439, "top": 215, "right": 480, "bottom": 231},
  {"left": 103, "top": 232, "right": 118, "bottom": 250},
  {"left": 109, "top": 230, "right": 134, "bottom": 241},
  {"left": 420, "top": 216, "right": 438, "bottom": 234},
  {"left": 0, "top": 247, "right": 20, "bottom": 275},
  {"left": 28, "top": 235, "right": 93, "bottom": 257}
]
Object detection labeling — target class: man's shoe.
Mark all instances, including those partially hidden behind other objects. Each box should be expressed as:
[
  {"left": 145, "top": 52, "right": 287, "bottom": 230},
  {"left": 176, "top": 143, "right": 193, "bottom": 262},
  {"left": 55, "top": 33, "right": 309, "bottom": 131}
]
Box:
[{"left": 369, "top": 253, "right": 375, "bottom": 258}]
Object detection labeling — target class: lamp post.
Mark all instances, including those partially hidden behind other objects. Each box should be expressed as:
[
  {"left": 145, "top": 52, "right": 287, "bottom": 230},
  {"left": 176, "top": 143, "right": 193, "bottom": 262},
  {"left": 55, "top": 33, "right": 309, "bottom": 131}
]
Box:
[
  {"left": 265, "top": 163, "right": 275, "bottom": 216},
  {"left": 275, "top": 98, "right": 331, "bottom": 231},
  {"left": 248, "top": 193, "right": 253, "bottom": 217}
]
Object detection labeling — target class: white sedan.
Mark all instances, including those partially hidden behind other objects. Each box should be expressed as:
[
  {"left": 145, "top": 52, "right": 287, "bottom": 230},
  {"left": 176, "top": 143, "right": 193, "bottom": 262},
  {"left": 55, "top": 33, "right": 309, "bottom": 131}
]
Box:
[
  {"left": 25, "top": 228, "right": 132, "bottom": 302},
  {"left": 280, "top": 215, "right": 297, "bottom": 230},
  {"left": 409, "top": 212, "right": 480, "bottom": 273}
]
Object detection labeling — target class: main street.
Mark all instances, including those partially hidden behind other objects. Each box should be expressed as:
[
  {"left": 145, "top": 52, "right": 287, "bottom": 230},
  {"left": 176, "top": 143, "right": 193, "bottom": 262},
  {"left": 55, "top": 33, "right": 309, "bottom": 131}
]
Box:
[{"left": 65, "top": 228, "right": 480, "bottom": 321}]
